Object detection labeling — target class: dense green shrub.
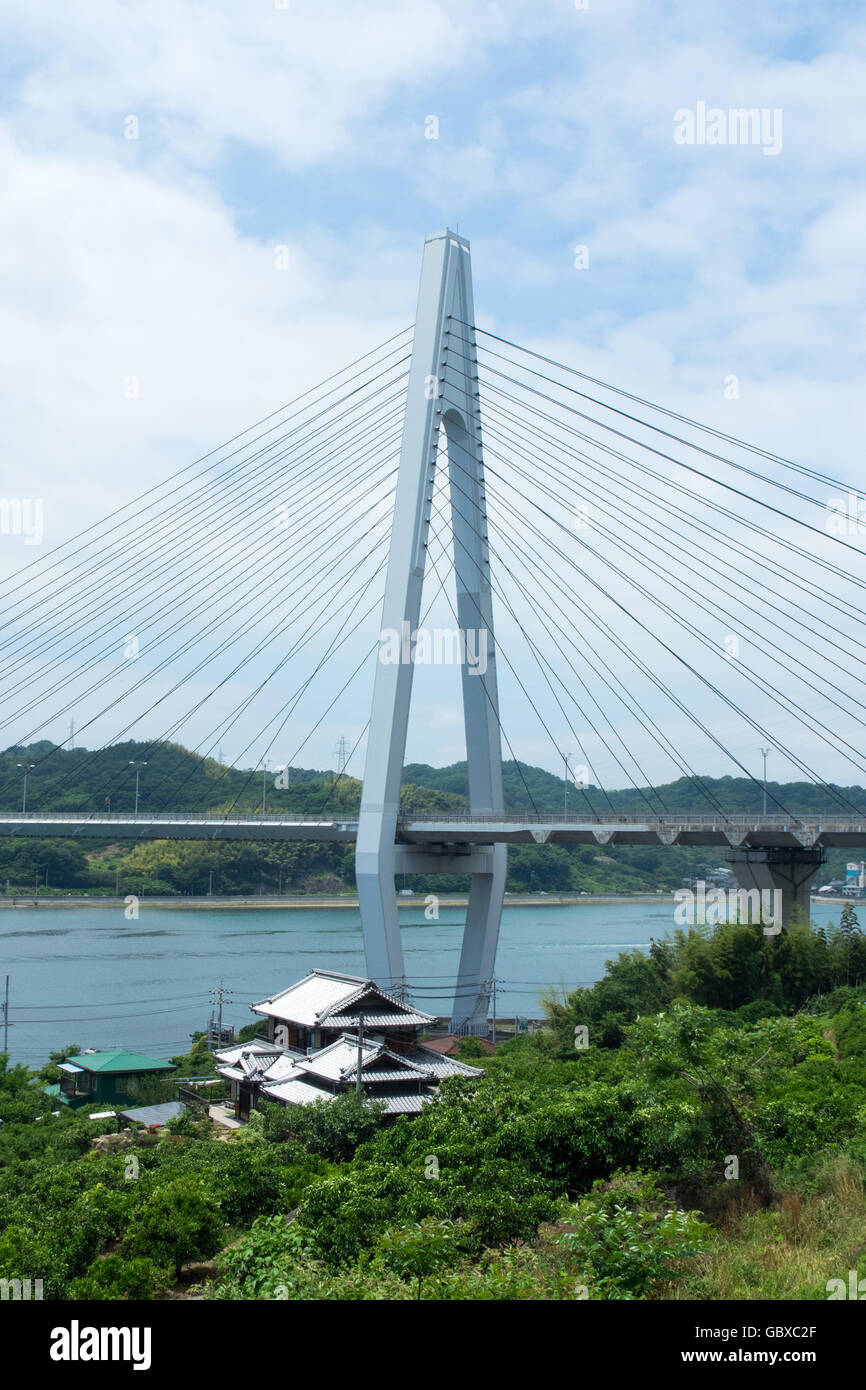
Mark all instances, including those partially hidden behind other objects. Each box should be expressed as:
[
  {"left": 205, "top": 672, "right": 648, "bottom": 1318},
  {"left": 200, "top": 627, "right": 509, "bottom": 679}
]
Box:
[
  {"left": 69, "top": 1255, "right": 171, "bottom": 1300},
  {"left": 258, "top": 1092, "right": 386, "bottom": 1162},
  {"left": 557, "top": 1171, "right": 710, "bottom": 1298},
  {"left": 122, "top": 1177, "right": 224, "bottom": 1276}
]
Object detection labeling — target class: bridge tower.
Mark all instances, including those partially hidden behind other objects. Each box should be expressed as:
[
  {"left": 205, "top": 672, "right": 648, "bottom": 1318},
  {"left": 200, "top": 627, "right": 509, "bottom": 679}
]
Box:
[{"left": 355, "top": 230, "right": 506, "bottom": 1034}]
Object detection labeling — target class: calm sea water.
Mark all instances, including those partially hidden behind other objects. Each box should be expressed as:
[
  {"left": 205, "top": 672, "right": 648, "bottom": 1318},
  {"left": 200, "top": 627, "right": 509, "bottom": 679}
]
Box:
[{"left": 0, "top": 900, "right": 845, "bottom": 1066}]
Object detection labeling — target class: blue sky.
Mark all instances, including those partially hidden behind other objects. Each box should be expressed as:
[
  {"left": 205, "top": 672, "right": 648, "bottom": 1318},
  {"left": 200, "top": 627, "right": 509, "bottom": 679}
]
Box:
[{"left": 1, "top": 1, "right": 865, "bottom": 792}]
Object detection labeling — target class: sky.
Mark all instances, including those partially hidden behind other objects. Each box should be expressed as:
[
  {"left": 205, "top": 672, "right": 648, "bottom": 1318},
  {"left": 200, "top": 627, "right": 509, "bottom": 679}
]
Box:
[{"left": 1, "top": 0, "right": 865, "bottom": 800}]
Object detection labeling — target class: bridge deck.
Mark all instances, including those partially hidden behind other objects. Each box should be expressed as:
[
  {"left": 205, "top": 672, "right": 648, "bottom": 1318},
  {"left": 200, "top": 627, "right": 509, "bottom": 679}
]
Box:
[{"left": 0, "top": 811, "right": 865, "bottom": 848}]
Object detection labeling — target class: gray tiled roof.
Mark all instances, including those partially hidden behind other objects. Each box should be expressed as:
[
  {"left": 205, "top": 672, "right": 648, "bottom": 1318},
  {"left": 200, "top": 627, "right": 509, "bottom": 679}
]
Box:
[{"left": 324, "top": 1010, "right": 434, "bottom": 1029}]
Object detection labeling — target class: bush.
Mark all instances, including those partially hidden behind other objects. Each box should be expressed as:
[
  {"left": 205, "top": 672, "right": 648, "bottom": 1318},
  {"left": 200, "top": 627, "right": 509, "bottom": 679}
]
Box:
[
  {"left": 164, "top": 1108, "right": 213, "bottom": 1140},
  {"left": 832, "top": 1007, "right": 866, "bottom": 1059},
  {"left": 736, "top": 1000, "right": 782, "bottom": 1023},
  {"left": 259, "top": 1093, "right": 386, "bottom": 1163},
  {"left": 123, "top": 1177, "right": 224, "bottom": 1277},
  {"left": 557, "top": 1171, "right": 710, "bottom": 1298},
  {"left": 69, "top": 1255, "right": 171, "bottom": 1300},
  {"left": 454, "top": 1037, "right": 487, "bottom": 1059}
]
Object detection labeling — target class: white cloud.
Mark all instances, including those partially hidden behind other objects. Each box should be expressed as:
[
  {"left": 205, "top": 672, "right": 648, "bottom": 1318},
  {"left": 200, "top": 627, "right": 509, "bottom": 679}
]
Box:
[{"left": 1, "top": 0, "right": 865, "bottom": 786}]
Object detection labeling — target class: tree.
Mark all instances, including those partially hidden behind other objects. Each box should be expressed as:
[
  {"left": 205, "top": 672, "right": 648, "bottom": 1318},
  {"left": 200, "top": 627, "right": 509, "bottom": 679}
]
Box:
[
  {"left": 123, "top": 1177, "right": 224, "bottom": 1278},
  {"left": 0, "top": 1054, "right": 32, "bottom": 1094},
  {"left": 630, "top": 1001, "right": 777, "bottom": 1203},
  {"left": 543, "top": 947, "right": 668, "bottom": 1050},
  {"left": 840, "top": 902, "right": 861, "bottom": 936},
  {"left": 839, "top": 903, "right": 865, "bottom": 987},
  {"left": 36, "top": 1045, "right": 81, "bottom": 1086},
  {"left": 260, "top": 1092, "right": 386, "bottom": 1162},
  {"left": 376, "top": 1219, "right": 466, "bottom": 1300}
]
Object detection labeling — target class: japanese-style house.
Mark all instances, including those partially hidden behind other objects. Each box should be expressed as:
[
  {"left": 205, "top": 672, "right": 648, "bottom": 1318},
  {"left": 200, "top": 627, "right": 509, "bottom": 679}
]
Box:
[
  {"left": 47, "top": 1049, "right": 176, "bottom": 1109},
  {"left": 215, "top": 969, "right": 482, "bottom": 1122},
  {"left": 251, "top": 969, "right": 435, "bottom": 1054}
]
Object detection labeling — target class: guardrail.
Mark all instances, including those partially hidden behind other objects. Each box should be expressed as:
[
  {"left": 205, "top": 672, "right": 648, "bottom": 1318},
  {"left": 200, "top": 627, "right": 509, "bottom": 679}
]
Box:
[
  {"left": 0, "top": 810, "right": 864, "bottom": 829},
  {"left": 399, "top": 812, "right": 866, "bottom": 828},
  {"left": 0, "top": 811, "right": 353, "bottom": 824}
]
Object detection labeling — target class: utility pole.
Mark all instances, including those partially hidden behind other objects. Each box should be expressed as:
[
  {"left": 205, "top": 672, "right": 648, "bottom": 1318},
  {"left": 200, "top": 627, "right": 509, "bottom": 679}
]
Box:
[
  {"left": 2, "top": 976, "right": 9, "bottom": 1054},
  {"left": 209, "top": 983, "right": 232, "bottom": 1051},
  {"left": 761, "top": 748, "right": 771, "bottom": 815},
  {"left": 208, "top": 867, "right": 214, "bottom": 897},
  {"left": 261, "top": 760, "right": 268, "bottom": 816},
  {"left": 490, "top": 976, "right": 498, "bottom": 1045},
  {"left": 356, "top": 1012, "right": 364, "bottom": 1101},
  {"left": 115, "top": 867, "right": 120, "bottom": 896}
]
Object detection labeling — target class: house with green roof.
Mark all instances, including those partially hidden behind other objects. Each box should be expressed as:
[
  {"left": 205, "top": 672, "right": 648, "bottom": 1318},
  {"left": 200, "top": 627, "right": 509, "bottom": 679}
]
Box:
[{"left": 49, "top": 1050, "right": 176, "bottom": 1108}]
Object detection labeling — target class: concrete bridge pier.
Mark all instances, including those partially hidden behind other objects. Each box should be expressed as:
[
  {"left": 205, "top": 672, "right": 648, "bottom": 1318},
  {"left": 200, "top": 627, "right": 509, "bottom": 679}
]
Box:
[{"left": 727, "top": 847, "right": 825, "bottom": 927}]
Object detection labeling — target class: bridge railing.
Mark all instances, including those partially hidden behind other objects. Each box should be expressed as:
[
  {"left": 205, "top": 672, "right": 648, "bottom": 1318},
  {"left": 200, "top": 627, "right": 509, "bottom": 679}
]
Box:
[
  {"left": 399, "top": 812, "right": 866, "bottom": 829},
  {"left": 0, "top": 811, "right": 352, "bottom": 824},
  {"left": 0, "top": 810, "right": 863, "bottom": 829}
]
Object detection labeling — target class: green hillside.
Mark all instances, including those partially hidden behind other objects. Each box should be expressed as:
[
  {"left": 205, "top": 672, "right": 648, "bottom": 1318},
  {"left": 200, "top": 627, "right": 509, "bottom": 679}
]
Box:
[
  {"left": 405, "top": 761, "right": 866, "bottom": 817},
  {"left": 0, "top": 742, "right": 861, "bottom": 897}
]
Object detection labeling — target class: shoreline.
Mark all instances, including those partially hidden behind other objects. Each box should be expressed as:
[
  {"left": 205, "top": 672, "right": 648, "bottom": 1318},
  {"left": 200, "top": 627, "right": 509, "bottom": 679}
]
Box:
[
  {"left": 0, "top": 892, "right": 853, "bottom": 911},
  {"left": 0, "top": 891, "right": 677, "bottom": 910}
]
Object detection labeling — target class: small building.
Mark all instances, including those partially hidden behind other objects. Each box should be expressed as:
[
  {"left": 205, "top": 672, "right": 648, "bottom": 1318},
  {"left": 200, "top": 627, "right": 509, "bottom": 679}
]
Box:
[
  {"left": 49, "top": 1050, "right": 176, "bottom": 1108},
  {"left": 216, "top": 969, "right": 483, "bottom": 1122},
  {"left": 118, "top": 1101, "right": 187, "bottom": 1128},
  {"left": 251, "top": 968, "right": 435, "bottom": 1054}
]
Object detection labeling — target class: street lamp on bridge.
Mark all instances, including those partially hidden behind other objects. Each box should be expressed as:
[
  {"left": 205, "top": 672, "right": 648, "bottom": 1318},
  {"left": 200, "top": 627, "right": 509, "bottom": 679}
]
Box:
[
  {"left": 16, "top": 763, "right": 35, "bottom": 813},
  {"left": 563, "top": 753, "right": 574, "bottom": 817},
  {"left": 128, "top": 760, "right": 148, "bottom": 817},
  {"left": 761, "top": 748, "right": 771, "bottom": 816}
]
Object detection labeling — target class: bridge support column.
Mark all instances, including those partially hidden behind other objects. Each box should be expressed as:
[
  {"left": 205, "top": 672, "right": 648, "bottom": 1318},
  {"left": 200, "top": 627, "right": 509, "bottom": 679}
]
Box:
[
  {"left": 451, "top": 843, "right": 507, "bottom": 1033},
  {"left": 355, "top": 229, "right": 505, "bottom": 1033},
  {"left": 727, "top": 847, "right": 824, "bottom": 927}
]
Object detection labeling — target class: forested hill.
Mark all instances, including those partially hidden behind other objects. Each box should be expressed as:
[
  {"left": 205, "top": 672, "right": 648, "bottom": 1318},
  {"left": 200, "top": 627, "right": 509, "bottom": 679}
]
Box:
[
  {"left": 0, "top": 743, "right": 861, "bottom": 897},
  {"left": 0, "top": 741, "right": 469, "bottom": 817},
  {"left": 2, "top": 741, "right": 863, "bottom": 818},
  {"left": 406, "top": 762, "right": 866, "bottom": 817}
]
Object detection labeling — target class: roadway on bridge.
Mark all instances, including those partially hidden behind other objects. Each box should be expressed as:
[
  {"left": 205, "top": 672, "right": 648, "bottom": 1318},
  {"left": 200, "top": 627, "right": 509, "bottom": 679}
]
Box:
[{"left": 1, "top": 811, "right": 866, "bottom": 848}]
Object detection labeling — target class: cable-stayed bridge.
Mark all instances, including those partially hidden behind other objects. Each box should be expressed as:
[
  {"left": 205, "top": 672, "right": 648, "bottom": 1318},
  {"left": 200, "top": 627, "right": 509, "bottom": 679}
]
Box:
[
  {"left": 3, "top": 810, "right": 866, "bottom": 849},
  {"left": 2, "top": 229, "right": 865, "bottom": 1032}
]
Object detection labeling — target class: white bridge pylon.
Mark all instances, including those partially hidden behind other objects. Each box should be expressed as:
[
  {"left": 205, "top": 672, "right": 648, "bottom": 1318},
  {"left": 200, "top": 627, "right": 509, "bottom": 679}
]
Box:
[{"left": 355, "top": 229, "right": 506, "bottom": 1033}]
